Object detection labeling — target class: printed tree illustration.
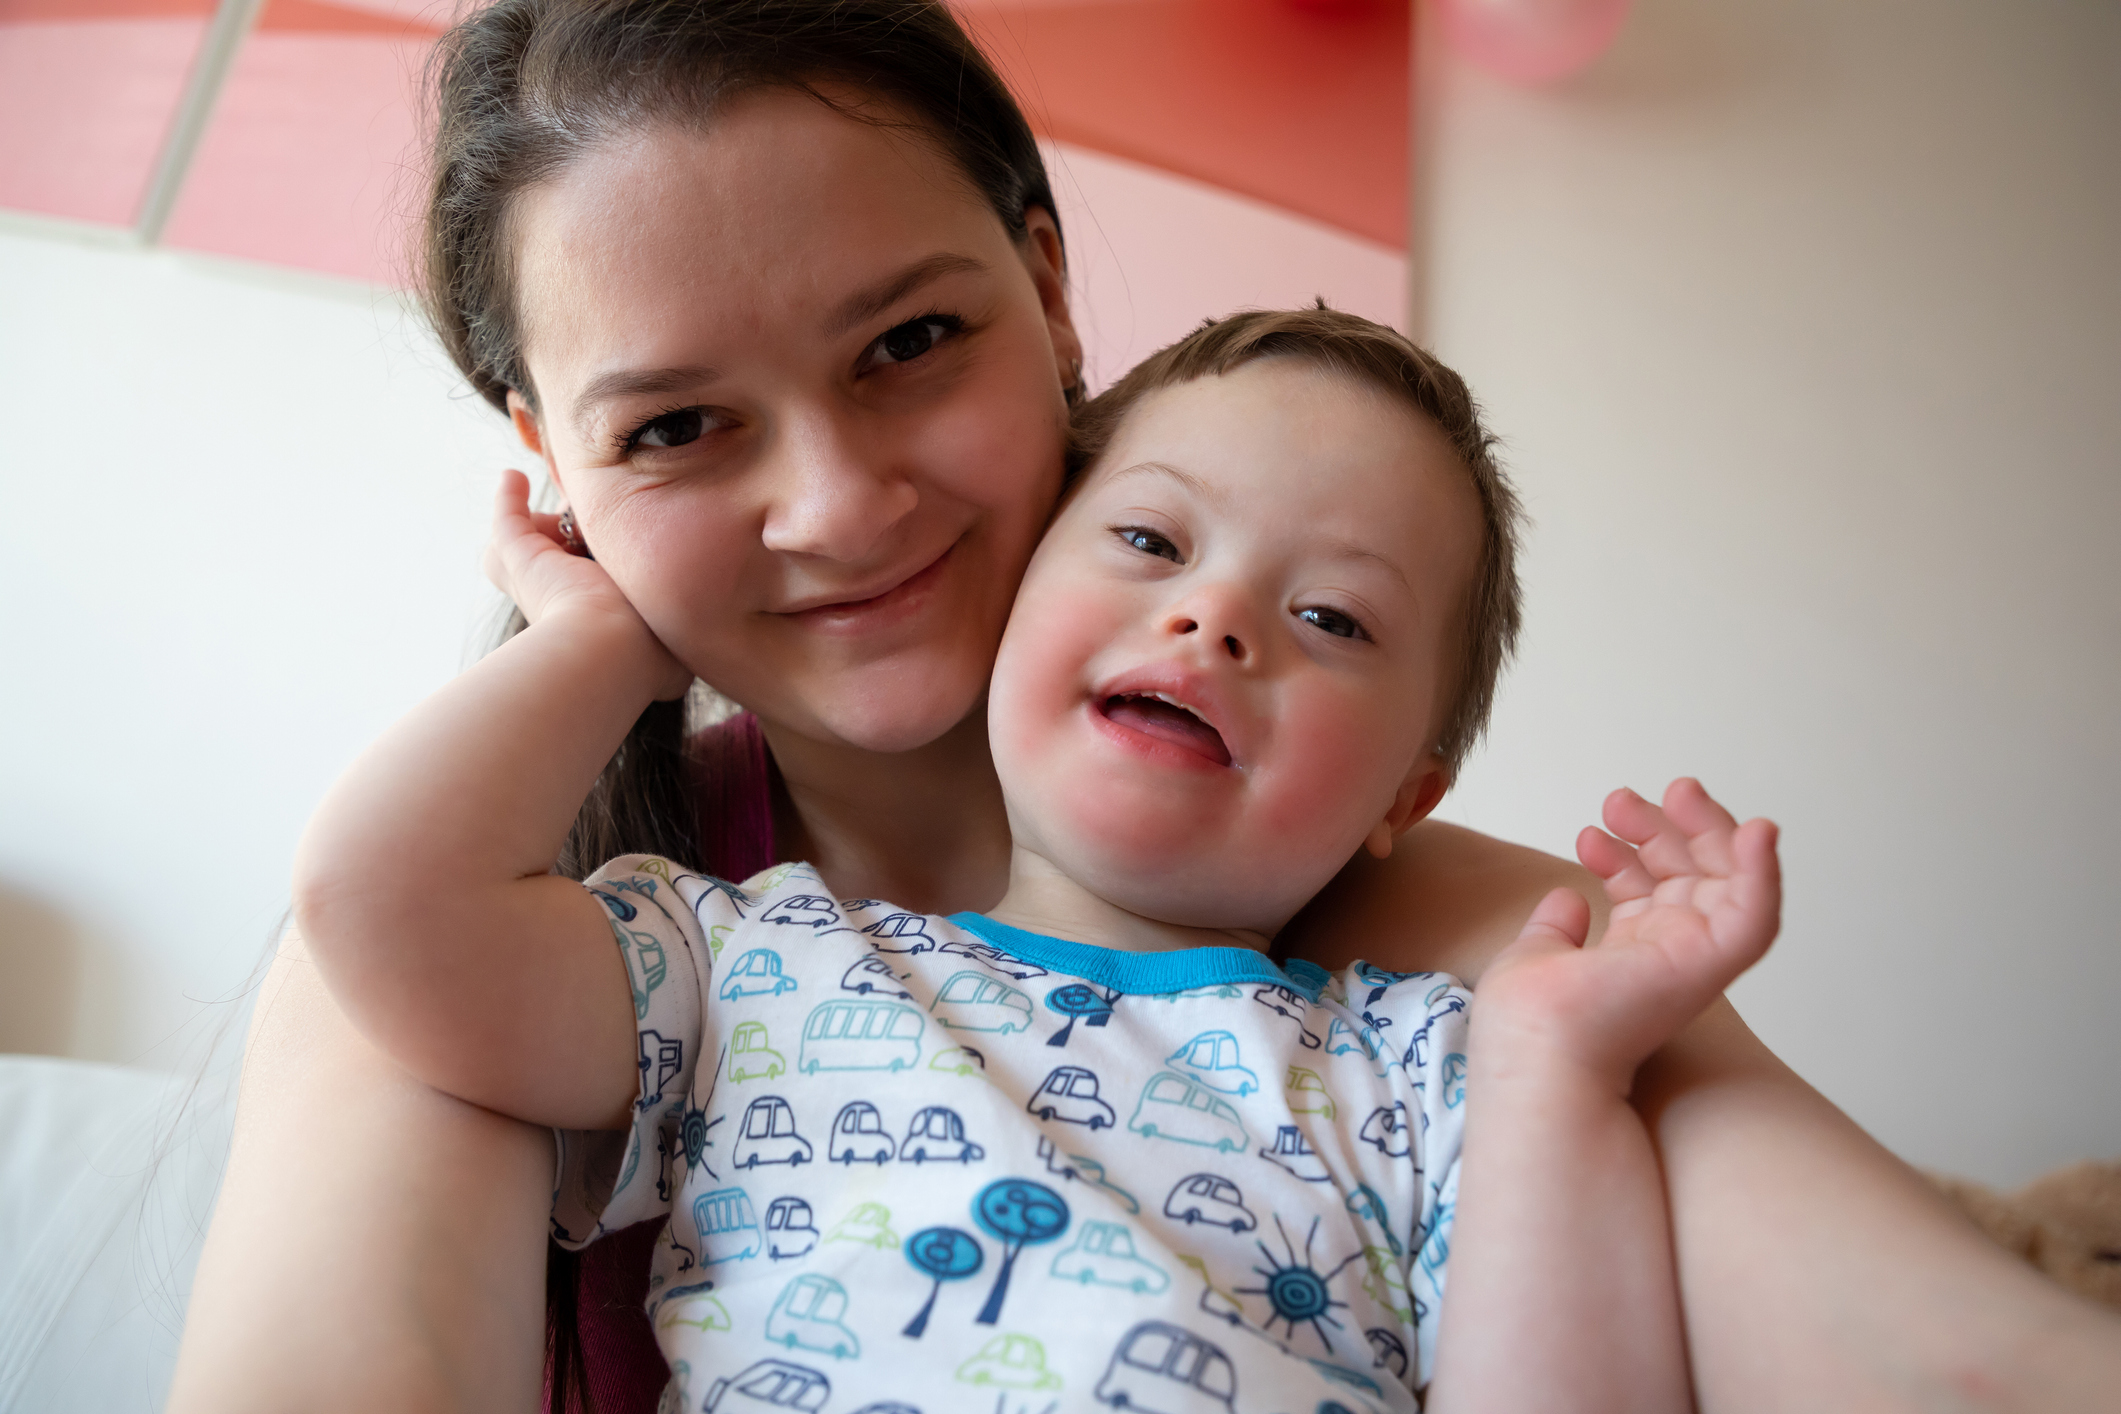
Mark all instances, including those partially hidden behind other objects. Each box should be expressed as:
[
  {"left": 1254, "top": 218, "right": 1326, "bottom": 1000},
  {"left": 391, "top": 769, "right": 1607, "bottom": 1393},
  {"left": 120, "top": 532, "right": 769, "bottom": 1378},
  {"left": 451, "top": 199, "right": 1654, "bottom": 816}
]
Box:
[
  {"left": 971, "top": 1179, "right": 1070, "bottom": 1325},
  {"left": 1044, "top": 984, "right": 1115, "bottom": 1047},
  {"left": 901, "top": 1226, "right": 983, "bottom": 1338}
]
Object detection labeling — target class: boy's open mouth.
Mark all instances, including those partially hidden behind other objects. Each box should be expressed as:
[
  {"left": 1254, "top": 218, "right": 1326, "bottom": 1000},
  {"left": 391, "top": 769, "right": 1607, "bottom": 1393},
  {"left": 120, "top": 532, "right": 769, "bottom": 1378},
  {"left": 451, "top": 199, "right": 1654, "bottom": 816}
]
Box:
[{"left": 1099, "top": 692, "right": 1232, "bottom": 767}]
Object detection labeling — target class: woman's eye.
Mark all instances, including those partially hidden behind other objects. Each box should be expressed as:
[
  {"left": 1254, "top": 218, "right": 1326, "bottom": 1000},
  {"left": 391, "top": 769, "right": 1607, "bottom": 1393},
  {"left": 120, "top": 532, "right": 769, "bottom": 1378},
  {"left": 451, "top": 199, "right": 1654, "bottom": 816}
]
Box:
[
  {"left": 867, "top": 315, "right": 962, "bottom": 368},
  {"left": 1117, "top": 527, "right": 1182, "bottom": 562},
  {"left": 1298, "top": 605, "right": 1366, "bottom": 640},
  {"left": 632, "top": 408, "right": 708, "bottom": 449}
]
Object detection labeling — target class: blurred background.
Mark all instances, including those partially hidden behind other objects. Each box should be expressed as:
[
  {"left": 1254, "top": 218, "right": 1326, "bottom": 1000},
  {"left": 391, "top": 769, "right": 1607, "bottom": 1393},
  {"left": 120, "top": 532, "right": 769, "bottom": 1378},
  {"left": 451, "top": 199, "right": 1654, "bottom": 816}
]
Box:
[{"left": 0, "top": 0, "right": 2116, "bottom": 1401}]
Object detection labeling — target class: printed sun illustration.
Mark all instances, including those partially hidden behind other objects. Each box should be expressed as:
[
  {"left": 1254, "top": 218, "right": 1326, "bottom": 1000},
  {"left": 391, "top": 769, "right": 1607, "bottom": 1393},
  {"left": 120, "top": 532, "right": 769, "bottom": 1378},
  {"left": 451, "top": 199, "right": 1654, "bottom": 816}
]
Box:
[{"left": 1233, "top": 1214, "right": 1363, "bottom": 1353}]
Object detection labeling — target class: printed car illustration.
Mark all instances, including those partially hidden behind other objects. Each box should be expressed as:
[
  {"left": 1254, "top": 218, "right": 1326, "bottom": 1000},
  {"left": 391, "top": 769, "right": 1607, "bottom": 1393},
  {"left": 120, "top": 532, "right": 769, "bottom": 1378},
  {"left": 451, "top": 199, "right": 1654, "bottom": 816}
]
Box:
[
  {"left": 1261, "top": 1123, "right": 1330, "bottom": 1182},
  {"left": 840, "top": 955, "right": 911, "bottom": 997},
  {"left": 956, "top": 1333, "right": 1061, "bottom": 1392},
  {"left": 766, "top": 1274, "right": 861, "bottom": 1359},
  {"left": 1309, "top": 1357, "right": 1386, "bottom": 1398},
  {"left": 1397, "top": 993, "right": 1468, "bottom": 1069},
  {"left": 1325, "top": 1017, "right": 1386, "bottom": 1064},
  {"left": 1027, "top": 1066, "right": 1116, "bottom": 1128},
  {"left": 1128, "top": 1072, "right": 1249, "bottom": 1153},
  {"left": 1358, "top": 1102, "right": 1412, "bottom": 1158},
  {"left": 848, "top": 1406, "right": 920, "bottom": 1414},
  {"left": 1161, "top": 1174, "right": 1256, "bottom": 1232},
  {"left": 765, "top": 1196, "right": 819, "bottom": 1260},
  {"left": 899, "top": 1105, "right": 985, "bottom": 1164},
  {"left": 1361, "top": 1245, "right": 1414, "bottom": 1324},
  {"left": 860, "top": 911, "right": 938, "bottom": 953},
  {"left": 936, "top": 938, "right": 1049, "bottom": 979},
  {"left": 655, "top": 1281, "right": 732, "bottom": 1334},
  {"left": 1037, "top": 1137, "right": 1140, "bottom": 1213},
  {"left": 1167, "top": 1030, "right": 1259, "bottom": 1096},
  {"left": 703, "top": 1357, "right": 830, "bottom": 1413},
  {"left": 762, "top": 893, "right": 839, "bottom": 929},
  {"left": 1050, "top": 1221, "right": 1170, "bottom": 1293},
  {"left": 640, "top": 1029, "right": 684, "bottom": 1106},
  {"left": 693, "top": 1186, "right": 762, "bottom": 1264},
  {"left": 691, "top": 874, "right": 754, "bottom": 919},
  {"left": 828, "top": 1101, "right": 896, "bottom": 1164},
  {"left": 1344, "top": 1185, "right": 1402, "bottom": 1256},
  {"left": 1366, "top": 1325, "right": 1410, "bottom": 1380},
  {"left": 732, "top": 1097, "right": 813, "bottom": 1168},
  {"left": 1284, "top": 1065, "right": 1336, "bottom": 1118},
  {"left": 1251, "top": 985, "right": 1322, "bottom": 1048},
  {"left": 615, "top": 922, "right": 667, "bottom": 1021},
  {"left": 930, "top": 971, "right": 1033, "bottom": 1033},
  {"left": 727, "top": 1021, "right": 787, "bottom": 1082},
  {"left": 928, "top": 1045, "right": 985, "bottom": 1076},
  {"left": 799, "top": 999, "right": 924, "bottom": 1073},
  {"left": 1175, "top": 1254, "right": 1246, "bottom": 1327},
  {"left": 824, "top": 1201, "right": 899, "bottom": 1249},
  {"left": 1442, "top": 1050, "right": 1468, "bottom": 1107},
  {"left": 1094, "top": 1321, "right": 1237, "bottom": 1412},
  {"left": 720, "top": 948, "right": 799, "bottom": 1000}
]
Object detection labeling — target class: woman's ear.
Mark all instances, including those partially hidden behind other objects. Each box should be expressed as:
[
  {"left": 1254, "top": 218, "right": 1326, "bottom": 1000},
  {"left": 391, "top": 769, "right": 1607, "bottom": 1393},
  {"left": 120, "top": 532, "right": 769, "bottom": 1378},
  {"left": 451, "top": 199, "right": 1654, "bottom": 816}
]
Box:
[
  {"left": 1363, "top": 756, "right": 1451, "bottom": 860},
  {"left": 1020, "top": 205, "right": 1084, "bottom": 395},
  {"left": 505, "top": 391, "right": 570, "bottom": 502}
]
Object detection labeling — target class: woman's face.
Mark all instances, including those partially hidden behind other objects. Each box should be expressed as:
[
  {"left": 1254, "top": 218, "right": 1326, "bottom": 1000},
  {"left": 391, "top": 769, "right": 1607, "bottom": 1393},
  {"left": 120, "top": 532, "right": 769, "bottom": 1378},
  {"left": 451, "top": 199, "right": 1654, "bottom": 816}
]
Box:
[{"left": 508, "top": 89, "right": 1078, "bottom": 753}]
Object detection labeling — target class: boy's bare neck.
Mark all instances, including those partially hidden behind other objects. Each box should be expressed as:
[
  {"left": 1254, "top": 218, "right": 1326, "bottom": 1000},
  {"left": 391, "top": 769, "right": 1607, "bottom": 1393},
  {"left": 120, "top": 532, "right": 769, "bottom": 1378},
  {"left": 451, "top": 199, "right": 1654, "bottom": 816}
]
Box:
[
  {"left": 761, "top": 710, "right": 1011, "bottom": 917},
  {"left": 986, "top": 848, "right": 1273, "bottom": 957}
]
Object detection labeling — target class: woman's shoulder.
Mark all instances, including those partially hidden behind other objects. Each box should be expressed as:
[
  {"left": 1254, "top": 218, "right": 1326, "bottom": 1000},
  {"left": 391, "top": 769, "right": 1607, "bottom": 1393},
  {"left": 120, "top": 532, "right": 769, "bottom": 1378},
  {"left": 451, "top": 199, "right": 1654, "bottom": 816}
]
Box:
[{"left": 1278, "top": 819, "right": 1606, "bottom": 984}]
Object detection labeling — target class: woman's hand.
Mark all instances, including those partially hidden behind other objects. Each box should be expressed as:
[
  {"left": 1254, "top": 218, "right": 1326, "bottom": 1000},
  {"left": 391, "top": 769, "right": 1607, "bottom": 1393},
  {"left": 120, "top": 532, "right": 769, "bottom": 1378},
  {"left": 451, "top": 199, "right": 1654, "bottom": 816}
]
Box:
[
  {"left": 1477, "top": 778, "right": 1780, "bottom": 1093},
  {"left": 482, "top": 469, "right": 692, "bottom": 701}
]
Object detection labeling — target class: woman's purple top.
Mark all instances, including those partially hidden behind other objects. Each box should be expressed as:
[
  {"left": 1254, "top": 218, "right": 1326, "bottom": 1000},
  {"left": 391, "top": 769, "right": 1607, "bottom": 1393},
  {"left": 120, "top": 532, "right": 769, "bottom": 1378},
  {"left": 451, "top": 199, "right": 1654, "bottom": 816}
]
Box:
[{"left": 550, "top": 711, "right": 776, "bottom": 1414}]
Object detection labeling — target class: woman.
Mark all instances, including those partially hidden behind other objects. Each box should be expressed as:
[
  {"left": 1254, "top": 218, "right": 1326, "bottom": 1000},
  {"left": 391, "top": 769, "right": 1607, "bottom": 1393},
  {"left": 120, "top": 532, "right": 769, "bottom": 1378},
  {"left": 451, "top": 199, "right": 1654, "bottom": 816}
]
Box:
[{"left": 167, "top": 2, "right": 2121, "bottom": 1411}]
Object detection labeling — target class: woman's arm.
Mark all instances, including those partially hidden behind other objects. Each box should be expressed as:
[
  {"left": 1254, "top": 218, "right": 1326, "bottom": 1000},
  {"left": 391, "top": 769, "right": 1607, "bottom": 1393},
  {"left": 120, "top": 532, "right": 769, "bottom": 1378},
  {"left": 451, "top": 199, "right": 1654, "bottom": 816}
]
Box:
[
  {"left": 167, "top": 927, "right": 550, "bottom": 1414},
  {"left": 1290, "top": 814, "right": 2121, "bottom": 1411}
]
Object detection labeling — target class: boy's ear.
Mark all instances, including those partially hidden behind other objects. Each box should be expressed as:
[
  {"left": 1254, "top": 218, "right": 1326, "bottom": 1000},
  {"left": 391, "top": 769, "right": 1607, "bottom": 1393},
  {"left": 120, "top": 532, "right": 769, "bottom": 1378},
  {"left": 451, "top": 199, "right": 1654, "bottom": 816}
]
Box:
[{"left": 1363, "top": 756, "right": 1451, "bottom": 861}]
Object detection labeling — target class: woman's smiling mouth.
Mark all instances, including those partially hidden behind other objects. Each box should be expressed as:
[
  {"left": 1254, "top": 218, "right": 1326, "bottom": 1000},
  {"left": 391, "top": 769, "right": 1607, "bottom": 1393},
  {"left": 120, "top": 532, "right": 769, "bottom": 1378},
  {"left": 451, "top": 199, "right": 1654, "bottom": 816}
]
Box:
[{"left": 780, "top": 539, "right": 960, "bottom": 633}]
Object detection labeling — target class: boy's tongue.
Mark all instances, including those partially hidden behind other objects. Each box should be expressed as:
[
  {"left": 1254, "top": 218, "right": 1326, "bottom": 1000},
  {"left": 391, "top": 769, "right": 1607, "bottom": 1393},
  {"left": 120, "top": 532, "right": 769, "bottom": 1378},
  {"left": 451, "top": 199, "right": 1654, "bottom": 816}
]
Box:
[{"left": 1103, "top": 694, "right": 1231, "bottom": 767}]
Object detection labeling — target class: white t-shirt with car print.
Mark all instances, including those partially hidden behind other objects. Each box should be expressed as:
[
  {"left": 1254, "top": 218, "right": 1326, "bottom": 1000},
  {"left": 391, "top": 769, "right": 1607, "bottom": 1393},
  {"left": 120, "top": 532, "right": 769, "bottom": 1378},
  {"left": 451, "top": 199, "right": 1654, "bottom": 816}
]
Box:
[{"left": 554, "top": 857, "right": 1470, "bottom": 1414}]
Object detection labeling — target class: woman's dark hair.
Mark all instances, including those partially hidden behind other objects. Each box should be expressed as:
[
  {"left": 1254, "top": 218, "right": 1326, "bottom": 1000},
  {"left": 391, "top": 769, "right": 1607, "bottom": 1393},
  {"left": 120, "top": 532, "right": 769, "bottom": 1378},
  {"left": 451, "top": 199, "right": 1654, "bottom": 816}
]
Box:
[{"left": 417, "top": 3, "right": 1062, "bottom": 1406}]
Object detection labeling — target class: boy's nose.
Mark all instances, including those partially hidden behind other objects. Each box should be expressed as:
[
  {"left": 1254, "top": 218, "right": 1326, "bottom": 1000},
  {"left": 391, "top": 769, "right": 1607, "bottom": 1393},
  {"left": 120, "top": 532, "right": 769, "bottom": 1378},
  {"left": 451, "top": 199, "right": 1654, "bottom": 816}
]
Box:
[{"left": 1164, "top": 596, "right": 1254, "bottom": 665}]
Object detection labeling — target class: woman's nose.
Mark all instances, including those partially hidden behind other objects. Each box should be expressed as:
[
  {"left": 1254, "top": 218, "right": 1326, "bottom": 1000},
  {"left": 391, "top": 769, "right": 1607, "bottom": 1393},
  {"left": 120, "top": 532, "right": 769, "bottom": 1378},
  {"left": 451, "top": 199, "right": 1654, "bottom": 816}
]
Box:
[
  {"left": 1163, "top": 586, "right": 1256, "bottom": 666},
  {"left": 758, "top": 411, "right": 919, "bottom": 561}
]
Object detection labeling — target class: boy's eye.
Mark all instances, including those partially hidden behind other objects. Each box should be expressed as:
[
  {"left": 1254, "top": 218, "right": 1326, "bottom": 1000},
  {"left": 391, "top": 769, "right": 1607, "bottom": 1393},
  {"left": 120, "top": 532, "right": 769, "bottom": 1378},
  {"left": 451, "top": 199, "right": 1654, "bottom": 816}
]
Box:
[
  {"left": 1298, "top": 605, "right": 1366, "bottom": 640},
  {"left": 1116, "top": 527, "right": 1182, "bottom": 562},
  {"left": 864, "top": 314, "right": 963, "bottom": 369},
  {"left": 630, "top": 408, "right": 708, "bottom": 450}
]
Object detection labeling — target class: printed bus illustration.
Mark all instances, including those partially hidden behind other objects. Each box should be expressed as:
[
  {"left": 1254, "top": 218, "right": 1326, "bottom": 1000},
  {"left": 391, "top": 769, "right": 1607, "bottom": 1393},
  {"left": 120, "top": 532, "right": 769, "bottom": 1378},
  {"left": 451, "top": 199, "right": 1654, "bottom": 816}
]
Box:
[
  {"left": 766, "top": 1274, "right": 861, "bottom": 1359},
  {"left": 764, "top": 1196, "right": 818, "bottom": 1260},
  {"left": 1161, "top": 1174, "right": 1256, "bottom": 1232},
  {"left": 828, "top": 1100, "right": 896, "bottom": 1164},
  {"left": 1094, "top": 1321, "right": 1237, "bottom": 1412},
  {"left": 693, "top": 1186, "right": 762, "bottom": 1264},
  {"left": 1050, "top": 1220, "right": 1170, "bottom": 1293},
  {"left": 703, "top": 1357, "right": 829, "bottom": 1412},
  {"left": 732, "top": 1097, "right": 813, "bottom": 1168},
  {"left": 720, "top": 948, "right": 798, "bottom": 999},
  {"left": 1167, "top": 1031, "right": 1259, "bottom": 1096},
  {"left": 799, "top": 999, "right": 924, "bottom": 1073},
  {"left": 929, "top": 970, "right": 1033, "bottom": 1033},
  {"left": 1127, "top": 1072, "right": 1249, "bottom": 1152},
  {"left": 1027, "top": 1065, "right": 1115, "bottom": 1128}
]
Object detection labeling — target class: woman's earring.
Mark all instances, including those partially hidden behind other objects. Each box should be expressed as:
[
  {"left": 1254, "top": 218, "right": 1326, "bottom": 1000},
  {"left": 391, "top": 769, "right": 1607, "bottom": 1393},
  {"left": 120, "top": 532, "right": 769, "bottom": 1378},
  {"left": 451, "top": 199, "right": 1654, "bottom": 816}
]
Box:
[{"left": 558, "top": 508, "right": 593, "bottom": 559}]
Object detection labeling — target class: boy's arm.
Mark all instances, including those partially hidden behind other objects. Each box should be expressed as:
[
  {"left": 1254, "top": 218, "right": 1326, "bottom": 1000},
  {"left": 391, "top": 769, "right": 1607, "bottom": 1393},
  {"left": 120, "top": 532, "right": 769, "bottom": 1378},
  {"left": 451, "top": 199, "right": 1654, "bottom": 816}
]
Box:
[
  {"left": 1426, "top": 780, "right": 1780, "bottom": 1414},
  {"left": 293, "top": 471, "right": 692, "bottom": 1130}
]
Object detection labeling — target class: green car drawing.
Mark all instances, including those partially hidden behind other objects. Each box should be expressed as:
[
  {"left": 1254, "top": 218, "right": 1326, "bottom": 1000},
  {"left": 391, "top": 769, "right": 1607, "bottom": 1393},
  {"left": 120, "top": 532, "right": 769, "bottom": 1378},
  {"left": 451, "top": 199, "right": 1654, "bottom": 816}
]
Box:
[
  {"left": 956, "top": 1333, "right": 1061, "bottom": 1392},
  {"left": 725, "top": 1021, "right": 786, "bottom": 1082}
]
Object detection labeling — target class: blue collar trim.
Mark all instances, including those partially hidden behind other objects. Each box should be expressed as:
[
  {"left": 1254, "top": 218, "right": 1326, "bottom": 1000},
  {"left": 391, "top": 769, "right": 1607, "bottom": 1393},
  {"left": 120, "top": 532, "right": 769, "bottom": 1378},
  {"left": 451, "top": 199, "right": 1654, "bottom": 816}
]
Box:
[{"left": 947, "top": 913, "right": 1321, "bottom": 1000}]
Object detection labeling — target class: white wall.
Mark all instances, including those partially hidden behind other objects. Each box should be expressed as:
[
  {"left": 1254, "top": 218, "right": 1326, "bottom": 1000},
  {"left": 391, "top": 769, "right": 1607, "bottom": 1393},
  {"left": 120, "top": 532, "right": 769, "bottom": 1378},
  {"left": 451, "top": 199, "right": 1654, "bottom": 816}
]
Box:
[
  {"left": 1421, "top": 0, "right": 2121, "bottom": 1183},
  {"left": 0, "top": 0, "right": 2114, "bottom": 1189}
]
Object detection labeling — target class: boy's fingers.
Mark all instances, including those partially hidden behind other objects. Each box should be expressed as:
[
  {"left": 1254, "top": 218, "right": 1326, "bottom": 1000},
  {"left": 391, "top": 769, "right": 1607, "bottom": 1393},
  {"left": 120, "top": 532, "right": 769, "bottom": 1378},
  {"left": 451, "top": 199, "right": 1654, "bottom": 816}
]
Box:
[
  {"left": 1519, "top": 886, "right": 1592, "bottom": 950},
  {"left": 1664, "top": 778, "right": 1741, "bottom": 874},
  {"left": 1578, "top": 827, "right": 1657, "bottom": 904},
  {"left": 1602, "top": 787, "right": 1701, "bottom": 883}
]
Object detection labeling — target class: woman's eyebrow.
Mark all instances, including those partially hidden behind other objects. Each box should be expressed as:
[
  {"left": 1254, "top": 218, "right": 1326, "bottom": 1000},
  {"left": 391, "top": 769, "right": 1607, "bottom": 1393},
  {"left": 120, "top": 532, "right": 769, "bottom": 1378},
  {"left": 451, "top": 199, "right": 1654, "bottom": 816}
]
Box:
[
  {"left": 825, "top": 252, "right": 988, "bottom": 336},
  {"left": 571, "top": 364, "right": 719, "bottom": 435}
]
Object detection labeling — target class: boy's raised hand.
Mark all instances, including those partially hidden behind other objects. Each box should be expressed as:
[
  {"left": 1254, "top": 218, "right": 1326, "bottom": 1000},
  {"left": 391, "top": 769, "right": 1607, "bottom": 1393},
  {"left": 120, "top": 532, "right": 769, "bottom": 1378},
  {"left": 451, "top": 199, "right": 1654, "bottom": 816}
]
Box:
[{"left": 1479, "top": 778, "right": 1780, "bottom": 1091}]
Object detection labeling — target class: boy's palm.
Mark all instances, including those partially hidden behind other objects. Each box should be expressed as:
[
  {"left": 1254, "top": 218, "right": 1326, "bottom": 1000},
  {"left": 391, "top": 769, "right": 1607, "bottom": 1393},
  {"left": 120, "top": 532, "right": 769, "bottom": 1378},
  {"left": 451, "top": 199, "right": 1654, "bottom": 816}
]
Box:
[{"left": 1481, "top": 779, "right": 1780, "bottom": 1089}]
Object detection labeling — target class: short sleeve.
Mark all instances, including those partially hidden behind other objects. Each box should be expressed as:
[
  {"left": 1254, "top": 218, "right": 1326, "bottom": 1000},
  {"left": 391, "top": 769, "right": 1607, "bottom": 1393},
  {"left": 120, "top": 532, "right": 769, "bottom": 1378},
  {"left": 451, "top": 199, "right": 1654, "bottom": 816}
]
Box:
[
  {"left": 1361, "top": 969, "right": 1472, "bottom": 1388},
  {"left": 550, "top": 854, "right": 744, "bottom": 1248}
]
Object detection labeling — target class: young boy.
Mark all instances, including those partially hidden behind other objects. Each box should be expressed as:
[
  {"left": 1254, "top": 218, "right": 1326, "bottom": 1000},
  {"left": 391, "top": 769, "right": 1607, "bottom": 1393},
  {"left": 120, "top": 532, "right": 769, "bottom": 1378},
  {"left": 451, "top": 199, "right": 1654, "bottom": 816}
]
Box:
[{"left": 300, "top": 309, "right": 1777, "bottom": 1413}]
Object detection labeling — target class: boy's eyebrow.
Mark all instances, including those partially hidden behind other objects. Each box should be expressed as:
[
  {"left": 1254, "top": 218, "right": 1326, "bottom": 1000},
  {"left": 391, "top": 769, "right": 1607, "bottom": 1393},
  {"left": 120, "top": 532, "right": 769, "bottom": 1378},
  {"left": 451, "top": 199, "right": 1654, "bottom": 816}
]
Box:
[
  {"left": 1102, "top": 460, "right": 1223, "bottom": 503},
  {"left": 1321, "top": 539, "right": 1412, "bottom": 593},
  {"left": 824, "top": 252, "right": 989, "bottom": 337}
]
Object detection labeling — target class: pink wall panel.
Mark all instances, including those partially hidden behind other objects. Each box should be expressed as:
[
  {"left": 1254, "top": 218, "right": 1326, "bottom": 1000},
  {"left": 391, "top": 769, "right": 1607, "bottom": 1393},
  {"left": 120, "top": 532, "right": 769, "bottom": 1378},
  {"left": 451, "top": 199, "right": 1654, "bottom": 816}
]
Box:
[{"left": 0, "top": 15, "right": 211, "bottom": 225}]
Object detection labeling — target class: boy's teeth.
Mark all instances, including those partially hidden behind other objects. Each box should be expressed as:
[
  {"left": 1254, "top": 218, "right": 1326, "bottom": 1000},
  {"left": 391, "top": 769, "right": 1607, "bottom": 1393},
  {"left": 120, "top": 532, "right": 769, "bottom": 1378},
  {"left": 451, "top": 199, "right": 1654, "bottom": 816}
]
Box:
[{"left": 1102, "top": 692, "right": 1231, "bottom": 767}]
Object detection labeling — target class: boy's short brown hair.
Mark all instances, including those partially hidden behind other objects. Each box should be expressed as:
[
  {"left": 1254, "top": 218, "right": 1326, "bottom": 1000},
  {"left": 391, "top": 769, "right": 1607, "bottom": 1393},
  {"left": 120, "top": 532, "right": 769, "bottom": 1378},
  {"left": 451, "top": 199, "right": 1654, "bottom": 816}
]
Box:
[{"left": 1069, "top": 306, "right": 1524, "bottom": 777}]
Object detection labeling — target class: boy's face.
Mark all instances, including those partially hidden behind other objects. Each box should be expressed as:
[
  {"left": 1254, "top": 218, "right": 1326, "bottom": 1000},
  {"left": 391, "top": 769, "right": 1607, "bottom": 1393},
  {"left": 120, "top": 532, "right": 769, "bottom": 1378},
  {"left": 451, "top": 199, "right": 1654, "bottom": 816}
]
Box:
[{"left": 989, "top": 357, "right": 1484, "bottom": 936}]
